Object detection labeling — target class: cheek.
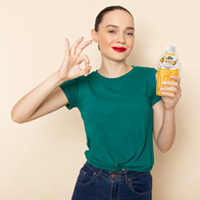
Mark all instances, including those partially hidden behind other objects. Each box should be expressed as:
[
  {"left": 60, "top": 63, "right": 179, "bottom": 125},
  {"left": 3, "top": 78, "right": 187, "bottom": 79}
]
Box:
[
  {"left": 99, "top": 35, "right": 115, "bottom": 46},
  {"left": 130, "top": 37, "right": 135, "bottom": 43},
  {"left": 107, "top": 38, "right": 114, "bottom": 44},
  {"left": 127, "top": 37, "right": 134, "bottom": 47}
]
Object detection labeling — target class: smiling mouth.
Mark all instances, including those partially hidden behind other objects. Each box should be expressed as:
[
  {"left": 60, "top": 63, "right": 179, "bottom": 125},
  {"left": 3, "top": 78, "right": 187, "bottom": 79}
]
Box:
[{"left": 112, "top": 47, "right": 127, "bottom": 52}]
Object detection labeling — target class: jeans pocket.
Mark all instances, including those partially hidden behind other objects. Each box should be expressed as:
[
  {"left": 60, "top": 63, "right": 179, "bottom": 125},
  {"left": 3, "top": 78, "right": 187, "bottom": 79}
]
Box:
[
  {"left": 128, "top": 172, "right": 152, "bottom": 196},
  {"left": 76, "top": 165, "right": 95, "bottom": 187}
]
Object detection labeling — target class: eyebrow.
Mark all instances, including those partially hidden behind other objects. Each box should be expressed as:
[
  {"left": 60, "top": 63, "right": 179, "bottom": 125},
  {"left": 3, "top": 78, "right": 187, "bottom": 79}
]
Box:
[{"left": 105, "top": 24, "right": 135, "bottom": 30}]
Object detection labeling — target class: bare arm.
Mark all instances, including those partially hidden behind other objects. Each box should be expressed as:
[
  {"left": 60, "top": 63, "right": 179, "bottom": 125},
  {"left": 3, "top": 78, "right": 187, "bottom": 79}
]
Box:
[
  {"left": 153, "top": 74, "right": 181, "bottom": 153},
  {"left": 11, "top": 72, "right": 67, "bottom": 123},
  {"left": 153, "top": 99, "right": 176, "bottom": 153},
  {"left": 18, "top": 86, "right": 71, "bottom": 123},
  {"left": 11, "top": 37, "right": 93, "bottom": 124}
]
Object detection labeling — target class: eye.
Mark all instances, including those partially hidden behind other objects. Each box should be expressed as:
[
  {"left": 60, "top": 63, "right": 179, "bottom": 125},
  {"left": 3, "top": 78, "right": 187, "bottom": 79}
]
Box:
[
  {"left": 127, "top": 33, "right": 134, "bottom": 35},
  {"left": 108, "top": 30, "right": 115, "bottom": 33}
]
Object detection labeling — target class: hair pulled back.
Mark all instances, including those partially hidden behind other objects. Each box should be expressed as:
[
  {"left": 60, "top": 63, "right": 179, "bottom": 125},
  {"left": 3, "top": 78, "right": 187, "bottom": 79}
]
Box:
[{"left": 94, "top": 5, "right": 133, "bottom": 32}]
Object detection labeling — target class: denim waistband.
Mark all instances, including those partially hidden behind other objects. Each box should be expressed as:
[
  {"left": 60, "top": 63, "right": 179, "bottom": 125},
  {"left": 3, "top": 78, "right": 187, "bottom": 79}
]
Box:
[{"left": 84, "top": 161, "right": 150, "bottom": 184}]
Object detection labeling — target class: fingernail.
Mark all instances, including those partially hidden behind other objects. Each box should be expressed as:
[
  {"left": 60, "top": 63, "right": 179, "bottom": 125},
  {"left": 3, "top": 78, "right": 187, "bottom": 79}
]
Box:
[
  {"left": 160, "top": 88, "right": 164, "bottom": 90},
  {"left": 162, "top": 82, "right": 167, "bottom": 84},
  {"left": 170, "top": 76, "right": 173, "bottom": 78}
]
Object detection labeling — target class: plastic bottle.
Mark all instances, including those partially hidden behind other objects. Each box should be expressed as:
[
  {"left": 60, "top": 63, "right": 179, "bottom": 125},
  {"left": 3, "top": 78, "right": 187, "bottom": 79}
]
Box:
[{"left": 156, "top": 46, "right": 179, "bottom": 96}]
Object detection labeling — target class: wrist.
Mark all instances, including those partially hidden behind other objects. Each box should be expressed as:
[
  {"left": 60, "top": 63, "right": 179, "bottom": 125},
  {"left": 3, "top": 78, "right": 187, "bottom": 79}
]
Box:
[
  {"left": 52, "top": 71, "right": 69, "bottom": 87},
  {"left": 165, "top": 107, "right": 175, "bottom": 113}
]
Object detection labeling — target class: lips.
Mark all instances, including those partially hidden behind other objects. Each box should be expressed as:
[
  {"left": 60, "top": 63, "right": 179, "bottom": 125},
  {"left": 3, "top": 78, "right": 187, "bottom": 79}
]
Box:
[{"left": 112, "top": 46, "right": 126, "bottom": 52}]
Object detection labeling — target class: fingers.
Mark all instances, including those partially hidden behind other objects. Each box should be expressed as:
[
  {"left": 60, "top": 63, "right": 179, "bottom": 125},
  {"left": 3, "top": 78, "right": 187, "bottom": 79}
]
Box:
[
  {"left": 161, "top": 91, "right": 176, "bottom": 97},
  {"left": 77, "top": 54, "right": 90, "bottom": 67},
  {"left": 160, "top": 87, "right": 176, "bottom": 96},
  {"left": 160, "top": 86, "right": 176, "bottom": 92},
  {"left": 65, "top": 38, "right": 70, "bottom": 56},
  {"left": 71, "top": 38, "right": 93, "bottom": 56},
  {"left": 70, "top": 37, "right": 84, "bottom": 55},
  {"left": 81, "top": 65, "right": 92, "bottom": 75},
  {"left": 162, "top": 81, "right": 178, "bottom": 87},
  {"left": 161, "top": 76, "right": 182, "bottom": 95},
  {"left": 155, "top": 72, "right": 158, "bottom": 81},
  {"left": 160, "top": 84, "right": 182, "bottom": 98},
  {"left": 161, "top": 91, "right": 182, "bottom": 99},
  {"left": 65, "top": 37, "right": 92, "bottom": 57},
  {"left": 77, "top": 54, "right": 92, "bottom": 75},
  {"left": 162, "top": 76, "right": 181, "bottom": 88},
  {"left": 170, "top": 76, "right": 181, "bottom": 84},
  {"left": 63, "top": 37, "right": 92, "bottom": 73},
  {"left": 75, "top": 39, "right": 93, "bottom": 55},
  {"left": 160, "top": 85, "right": 181, "bottom": 95}
]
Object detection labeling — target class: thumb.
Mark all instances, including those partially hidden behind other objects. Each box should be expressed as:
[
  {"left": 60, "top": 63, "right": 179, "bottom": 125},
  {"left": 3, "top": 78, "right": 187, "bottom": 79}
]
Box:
[
  {"left": 155, "top": 72, "right": 158, "bottom": 81},
  {"left": 81, "top": 65, "right": 91, "bottom": 75}
]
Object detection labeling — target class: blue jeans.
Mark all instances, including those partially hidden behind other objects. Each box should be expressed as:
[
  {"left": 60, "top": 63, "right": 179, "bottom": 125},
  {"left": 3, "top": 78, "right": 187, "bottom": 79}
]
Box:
[{"left": 71, "top": 161, "right": 152, "bottom": 200}]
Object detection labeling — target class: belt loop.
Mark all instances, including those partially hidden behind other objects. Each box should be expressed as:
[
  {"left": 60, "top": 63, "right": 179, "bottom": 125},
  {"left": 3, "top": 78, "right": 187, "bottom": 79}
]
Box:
[
  {"left": 93, "top": 169, "right": 103, "bottom": 178},
  {"left": 123, "top": 170, "right": 131, "bottom": 184}
]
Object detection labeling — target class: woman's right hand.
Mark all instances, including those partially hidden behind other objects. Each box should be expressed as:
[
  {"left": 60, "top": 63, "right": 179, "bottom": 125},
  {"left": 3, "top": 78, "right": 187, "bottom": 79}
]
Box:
[{"left": 57, "top": 37, "right": 93, "bottom": 81}]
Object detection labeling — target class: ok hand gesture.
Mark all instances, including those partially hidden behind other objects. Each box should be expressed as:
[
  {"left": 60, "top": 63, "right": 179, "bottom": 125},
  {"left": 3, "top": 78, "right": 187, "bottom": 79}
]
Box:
[{"left": 58, "top": 37, "right": 93, "bottom": 81}]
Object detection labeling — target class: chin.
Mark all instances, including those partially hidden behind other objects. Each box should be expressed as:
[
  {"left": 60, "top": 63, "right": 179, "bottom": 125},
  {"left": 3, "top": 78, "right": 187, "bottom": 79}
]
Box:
[
  {"left": 107, "top": 52, "right": 129, "bottom": 59},
  {"left": 112, "top": 54, "right": 130, "bottom": 61},
  {"left": 108, "top": 57, "right": 127, "bottom": 62}
]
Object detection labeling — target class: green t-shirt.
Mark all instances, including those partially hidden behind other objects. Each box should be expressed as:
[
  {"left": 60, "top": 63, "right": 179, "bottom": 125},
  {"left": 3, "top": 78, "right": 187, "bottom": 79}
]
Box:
[{"left": 59, "top": 65, "right": 162, "bottom": 172}]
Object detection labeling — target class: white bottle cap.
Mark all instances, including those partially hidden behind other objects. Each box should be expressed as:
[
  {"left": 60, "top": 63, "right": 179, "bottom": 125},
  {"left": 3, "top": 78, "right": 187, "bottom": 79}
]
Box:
[{"left": 165, "top": 46, "right": 175, "bottom": 53}]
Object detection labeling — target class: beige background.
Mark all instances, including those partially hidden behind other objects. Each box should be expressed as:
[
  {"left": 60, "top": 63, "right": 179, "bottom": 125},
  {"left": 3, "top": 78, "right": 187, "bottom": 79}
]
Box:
[{"left": 1, "top": 0, "right": 200, "bottom": 199}]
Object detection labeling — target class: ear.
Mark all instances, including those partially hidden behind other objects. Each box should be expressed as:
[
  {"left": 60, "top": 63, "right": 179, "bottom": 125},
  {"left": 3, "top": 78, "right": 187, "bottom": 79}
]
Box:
[{"left": 91, "top": 29, "right": 98, "bottom": 43}]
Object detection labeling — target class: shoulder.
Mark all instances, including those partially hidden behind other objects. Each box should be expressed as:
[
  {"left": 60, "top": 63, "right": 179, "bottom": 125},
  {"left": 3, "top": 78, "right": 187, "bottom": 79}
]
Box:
[
  {"left": 80, "top": 70, "right": 96, "bottom": 82},
  {"left": 134, "top": 66, "right": 158, "bottom": 79},
  {"left": 70, "top": 71, "right": 96, "bottom": 87},
  {"left": 135, "top": 66, "right": 157, "bottom": 72}
]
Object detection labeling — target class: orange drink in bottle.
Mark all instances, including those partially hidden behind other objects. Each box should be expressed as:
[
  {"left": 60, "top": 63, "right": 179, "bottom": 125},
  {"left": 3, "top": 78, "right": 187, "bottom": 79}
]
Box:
[{"left": 156, "top": 46, "right": 179, "bottom": 96}]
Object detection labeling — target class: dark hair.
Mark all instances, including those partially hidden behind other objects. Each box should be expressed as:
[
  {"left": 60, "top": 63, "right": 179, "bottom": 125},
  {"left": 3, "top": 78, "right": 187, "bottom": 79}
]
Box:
[
  {"left": 94, "top": 5, "right": 134, "bottom": 50},
  {"left": 94, "top": 5, "right": 134, "bottom": 32}
]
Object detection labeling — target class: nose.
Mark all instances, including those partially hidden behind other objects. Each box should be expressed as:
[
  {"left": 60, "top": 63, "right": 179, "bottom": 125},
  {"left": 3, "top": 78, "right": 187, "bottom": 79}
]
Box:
[{"left": 117, "top": 32, "right": 126, "bottom": 44}]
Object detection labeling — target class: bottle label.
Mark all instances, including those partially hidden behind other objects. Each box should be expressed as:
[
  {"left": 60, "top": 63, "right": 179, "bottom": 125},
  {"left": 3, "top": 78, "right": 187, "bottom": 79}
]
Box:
[{"left": 159, "top": 54, "right": 179, "bottom": 70}]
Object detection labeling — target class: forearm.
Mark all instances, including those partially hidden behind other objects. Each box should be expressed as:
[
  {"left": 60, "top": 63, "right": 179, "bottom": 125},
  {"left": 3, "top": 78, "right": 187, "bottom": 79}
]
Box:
[
  {"left": 11, "top": 72, "right": 65, "bottom": 123},
  {"left": 157, "top": 108, "right": 176, "bottom": 153}
]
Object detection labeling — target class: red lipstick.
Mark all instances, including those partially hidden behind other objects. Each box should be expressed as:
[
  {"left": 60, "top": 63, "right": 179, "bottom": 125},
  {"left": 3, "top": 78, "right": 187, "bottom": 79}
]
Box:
[{"left": 112, "top": 46, "right": 126, "bottom": 52}]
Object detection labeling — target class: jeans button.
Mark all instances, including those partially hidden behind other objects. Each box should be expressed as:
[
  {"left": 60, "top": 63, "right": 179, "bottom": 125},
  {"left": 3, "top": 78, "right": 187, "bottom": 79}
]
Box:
[{"left": 110, "top": 173, "right": 115, "bottom": 178}]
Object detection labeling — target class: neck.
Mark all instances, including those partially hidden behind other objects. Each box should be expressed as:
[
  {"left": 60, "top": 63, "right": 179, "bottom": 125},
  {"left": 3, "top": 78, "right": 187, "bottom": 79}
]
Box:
[{"left": 98, "top": 59, "right": 132, "bottom": 78}]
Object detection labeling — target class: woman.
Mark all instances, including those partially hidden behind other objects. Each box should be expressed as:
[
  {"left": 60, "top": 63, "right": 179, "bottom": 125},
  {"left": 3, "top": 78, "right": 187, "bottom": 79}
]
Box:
[{"left": 11, "top": 5, "right": 182, "bottom": 200}]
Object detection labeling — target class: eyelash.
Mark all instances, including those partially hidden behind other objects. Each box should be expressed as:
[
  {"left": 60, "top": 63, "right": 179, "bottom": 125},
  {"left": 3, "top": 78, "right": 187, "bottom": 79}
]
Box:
[{"left": 108, "top": 30, "right": 134, "bottom": 35}]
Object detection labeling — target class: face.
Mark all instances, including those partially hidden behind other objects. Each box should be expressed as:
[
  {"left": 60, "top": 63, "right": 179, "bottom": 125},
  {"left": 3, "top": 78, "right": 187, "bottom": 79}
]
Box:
[{"left": 91, "top": 9, "right": 135, "bottom": 62}]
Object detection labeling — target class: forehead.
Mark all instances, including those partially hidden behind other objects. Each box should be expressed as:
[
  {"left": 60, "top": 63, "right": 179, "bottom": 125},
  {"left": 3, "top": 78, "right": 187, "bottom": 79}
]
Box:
[{"left": 100, "top": 10, "right": 134, "bottom": 28}]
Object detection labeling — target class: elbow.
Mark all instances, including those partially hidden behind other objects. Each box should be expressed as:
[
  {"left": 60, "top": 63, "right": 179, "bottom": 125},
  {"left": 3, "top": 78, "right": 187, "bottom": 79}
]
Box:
[
  {"left": 156, "top": 140, "right": 173, "bottom": 153},
  {"left": 160, "top": 147, "right": 171, "bottom": 153},
  {"left": 11, "top": 116, "right": 22, "bottom": 124},
  {"left": 161, "top": 149, "right": 168, "bottom": 153},
  {"left": 157, "top": 144, "right": 169, "bottom": 153},
  {"left": 11, "top": 112, "right": 23, "bottom": 124}
]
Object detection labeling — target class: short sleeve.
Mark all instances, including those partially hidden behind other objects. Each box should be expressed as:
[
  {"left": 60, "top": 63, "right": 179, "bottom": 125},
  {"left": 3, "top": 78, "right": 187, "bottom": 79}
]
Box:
[
  {"left": 59, "top": 77, "right": 80, "bottom": 110},
  {"left": 149, "top": 68, "right": 162, "bottom": 107}
]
